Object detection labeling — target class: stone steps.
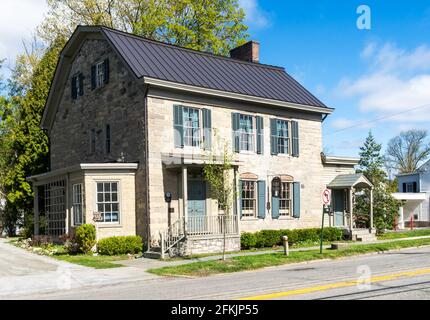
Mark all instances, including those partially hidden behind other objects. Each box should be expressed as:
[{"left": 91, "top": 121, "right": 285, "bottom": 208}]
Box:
[{"left": 143, "top": 251, "right": 162, "bottom": 259}]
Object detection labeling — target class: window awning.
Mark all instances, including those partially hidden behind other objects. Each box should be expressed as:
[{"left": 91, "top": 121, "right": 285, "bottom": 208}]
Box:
[{"left": 327, "top": 174, "right": 373, "bottom": 189}]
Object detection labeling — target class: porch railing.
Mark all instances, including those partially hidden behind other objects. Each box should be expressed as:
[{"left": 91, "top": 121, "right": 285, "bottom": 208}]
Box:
[{"left": 186, "top": 214, "right": 239, "bottom": 237}]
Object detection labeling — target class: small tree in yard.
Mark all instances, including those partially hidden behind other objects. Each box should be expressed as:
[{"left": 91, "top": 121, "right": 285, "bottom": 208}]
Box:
[
  {"left": 203, "top": 130, "right": 236, "bottom": 260},
  {"left": 355, "top": 132, "right": 400, "bottom": 233}
]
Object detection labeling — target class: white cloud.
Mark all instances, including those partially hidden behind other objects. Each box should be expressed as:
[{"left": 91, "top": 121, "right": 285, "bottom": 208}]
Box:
[
  {"left": 0, "top": 0, "right": 48, "bottom": 69},
  {"left": 337, "top": 42, "right": 430, "bottom": 123},
  {"left": 239, "top": 0, "right": 270, "bottom": 29}
]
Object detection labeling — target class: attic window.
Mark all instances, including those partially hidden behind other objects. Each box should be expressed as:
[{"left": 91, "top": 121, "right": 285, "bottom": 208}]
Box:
[
  {"left": 91, "top": 59, "right": 110, "bottom": 90},
  {"left": 71, "top": 73, "right": 84, "bottom": 99}
]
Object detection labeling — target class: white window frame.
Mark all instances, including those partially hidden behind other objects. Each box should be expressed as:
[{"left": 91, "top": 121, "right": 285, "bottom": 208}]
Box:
[
  {"left": 241, "top": 180, "right": 257, "bottom": 218},
  {"left": 279, "top": 182, "right": 293, "bottom": 217},
  {"left": 238, "top": 113, "right": 257, "bottom": 153},
  {"left": 95, "top": 61, "right": 105, "bottom": 88},
  {"left": 275, "top": 119, "right": 291, "bottom": 155},
  {"left": 72, "top": 183, "right": 84, "bottom": 226},
  {"left": 182, "top": 106, "right": 202, "bottom": 148},
  {"left": 95, "top": 181, "right": 121, "bottom": 224}
]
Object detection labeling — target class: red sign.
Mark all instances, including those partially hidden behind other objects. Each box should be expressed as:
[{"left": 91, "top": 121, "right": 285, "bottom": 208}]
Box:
[{"left": 322, "top": 189, "right": 331, "bottom": 205}]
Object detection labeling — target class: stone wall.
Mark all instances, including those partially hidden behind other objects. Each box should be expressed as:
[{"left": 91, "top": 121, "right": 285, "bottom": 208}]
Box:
[
  {"left": 176, "top": 236, "right": 241, "bottom": 256},
  {"left": 146, "top": 91, "right": 327, "bottom": 241},
  {"left": 49, "top": 39, "right": 148, "bottom": 239}
]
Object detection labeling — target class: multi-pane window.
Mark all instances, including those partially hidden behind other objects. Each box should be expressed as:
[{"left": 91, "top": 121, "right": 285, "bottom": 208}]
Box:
[
  {"left": 183, "top": 107, "right": 200, "bottom": 147},
  {"left": 276, "top": 120, "right": 290, "bottom": 154},
  {"left": 96, "top": 61, "right": 105, "bottom": 87},
  {"left": 72, "top": 184, "right": 84, "bottom": 226},
  {"left": 279, "top": 182, "right": 292, "bottom": 216},
  {"left": 239, "top": 114, "right": 254, "bottom": 151},
  {"left": 96, "top": 182, "right": 120, "bottom": 223},
  {"left": 241, "top": 181, "right": 256, "bottom": 217}
]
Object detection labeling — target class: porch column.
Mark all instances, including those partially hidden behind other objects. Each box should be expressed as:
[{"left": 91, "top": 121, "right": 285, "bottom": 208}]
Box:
[
  {"left": 370, "top": 187, "right": 374, "bottom": 231},
  {"left": 182, "top": 166, "right": 188, "bottom": 232},
  {"left": 349, "top": 188, "right": 354, "bottom": 233},
  {"left": 398, "top": 206, "right": 405, "bottom": 229},
  {"left": 33, "top": 185, "right": 39, "bottom": 236}
]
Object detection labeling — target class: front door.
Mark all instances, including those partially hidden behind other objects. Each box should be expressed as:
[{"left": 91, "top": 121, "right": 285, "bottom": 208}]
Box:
[
  {"left": 188, "top": 180, "right": 206, "bottom": 233},
  {"left": 333, "top": 189, "right": 345, "bottom": 227}
]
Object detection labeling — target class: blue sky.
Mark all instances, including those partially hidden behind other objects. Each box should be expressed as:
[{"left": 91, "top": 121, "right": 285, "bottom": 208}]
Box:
[
  {"left": 242, "top": 0, "right": 430, "bottom": 158},
  {"left": 2, "top": 0, "right": 430, "bottom": 158}
]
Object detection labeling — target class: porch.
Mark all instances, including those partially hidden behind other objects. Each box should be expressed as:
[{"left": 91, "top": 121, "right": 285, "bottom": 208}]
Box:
[
  {"left": 151, "top": 153, "right": 241, "bottom": 258},
  {"left": 392, "top": 192, "right": 427, "bottom": 229},
  {"left": 327, "top": 174, "right": 375, "bottom": 241}
]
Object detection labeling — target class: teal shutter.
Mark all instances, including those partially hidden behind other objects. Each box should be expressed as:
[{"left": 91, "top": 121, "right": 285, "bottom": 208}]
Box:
[
  {"left": 257, "top": 180, "right": 266, "bottom": 219},
  {"left": 203, "top": 109, "right": 212, "bottom": 150},
  {"left": 104, "top": 59, "right": 110, "bottom": 84},
  {"left": 173, "top": 105, "right": 184, "bottom": 148},
  {"left": 292, "top": 121, "right": 299, "bottom": 157},
  {"left": 256, "top": 116, "right": 264, "bottom": 154},
  {"left": 271, "top": 195, "right": 280, "bottom": 219},
  {"left": 232, "top": 113, "right": 240, "bottom": 152},
  {"left": 293, "top": 182, "right": 301, "bottom": 218},
  {"left": 239, "top": 180, "right": 243, "bottom": 219},
  {"left": 270, "top": 119, "right": 278, "bottom": 155}
]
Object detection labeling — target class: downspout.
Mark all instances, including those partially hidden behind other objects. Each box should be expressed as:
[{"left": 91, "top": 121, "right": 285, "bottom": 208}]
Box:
[{"left": 143, "top": 84, "right": 150, "bottom": 251}]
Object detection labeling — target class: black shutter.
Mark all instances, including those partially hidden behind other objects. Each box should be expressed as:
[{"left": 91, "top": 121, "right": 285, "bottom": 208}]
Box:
[
  {"left": 78, "top": 73, "right": 84, "bottom": 96},
  {"left": 91, "top": 65, "right": 96, "bottom": 90},
  {"left": 104, "top": 59, "right": 110, "bottom": 84},
  {"left": 413, "top": 182, "right": 418, "bottom": 193},
  {"left": 71, "top": 76, "right": 77, "bottom": 99},
  {"left": 403, "top": 183, "right": 407, "bottom": 193}
]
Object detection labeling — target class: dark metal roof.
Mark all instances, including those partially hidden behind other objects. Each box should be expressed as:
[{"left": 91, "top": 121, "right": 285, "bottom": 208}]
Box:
[{"left": 101, "top": 27, "right": 328, "bottom": 109}]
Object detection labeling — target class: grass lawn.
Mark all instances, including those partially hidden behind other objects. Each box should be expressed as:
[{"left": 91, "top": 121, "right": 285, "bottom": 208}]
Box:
[
  {"left": 8, "top": 238, "right": 130, "bottom": 269},
  {"left": 377, "top": 229, "right": 430, "bottom": 240},
  {"left": 54, "top": 254, "right": 129, "bottom": 269},
  {"left": 148, "top": 237, "right": 430, "bottom": 277}
]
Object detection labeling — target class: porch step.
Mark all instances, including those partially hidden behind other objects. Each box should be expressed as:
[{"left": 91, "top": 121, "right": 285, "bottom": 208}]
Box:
[
  {"left": 352, "top": 229, "right": 376, "bottom": 236},
  {"left": 143, "top": 250, "right": 162, "bottom": 259},
  {"left": 356, "top": 234, "right": 377, "bottom": 242}
]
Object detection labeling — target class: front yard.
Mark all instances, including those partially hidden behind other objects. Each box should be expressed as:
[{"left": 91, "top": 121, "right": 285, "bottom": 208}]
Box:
[{"left": 148, "top": 237, "right": 430, "bottom": 277}]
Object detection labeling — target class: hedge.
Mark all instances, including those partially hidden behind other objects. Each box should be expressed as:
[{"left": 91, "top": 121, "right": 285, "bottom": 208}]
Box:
[
  {"left": 240, "top": 227, "right": 343, "bottom": 249},
  {"left": 75, "top": 224, "right": 96, "bottom": 254},
  {"left": 97, "top": 235, "right": 143, "bottom": 256}
]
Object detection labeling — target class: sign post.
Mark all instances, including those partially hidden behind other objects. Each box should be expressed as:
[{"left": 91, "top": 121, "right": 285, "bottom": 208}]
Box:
[
  {"left": 93, "top": 212, "right": 103, "bottom": 243},
  {"left": 320, "top": 189, "right": 332, "bottom": 254}
]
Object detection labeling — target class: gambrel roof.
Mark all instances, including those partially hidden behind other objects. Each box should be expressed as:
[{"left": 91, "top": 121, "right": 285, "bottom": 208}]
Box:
[{"left": 42, "top": 26, "right": 333, "bottom": 132}]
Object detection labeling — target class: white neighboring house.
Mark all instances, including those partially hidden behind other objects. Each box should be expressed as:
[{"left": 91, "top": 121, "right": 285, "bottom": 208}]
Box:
[
  {"left": 0, "top": 191, "right": 5, "bottom": 236},
  {"left": 392, "top": 160, "right": 430, "bottom": 229}
]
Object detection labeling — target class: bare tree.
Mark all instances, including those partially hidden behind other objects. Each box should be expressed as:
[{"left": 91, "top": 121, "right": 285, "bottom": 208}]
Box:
[{"left": 386, "top": 130, "right": 430, "bottom": 173}]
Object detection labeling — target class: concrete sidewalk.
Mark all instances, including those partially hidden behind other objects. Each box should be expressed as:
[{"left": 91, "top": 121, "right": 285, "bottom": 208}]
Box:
[{"left": 119, "top": 235, "right": 430, "bottom": 271}]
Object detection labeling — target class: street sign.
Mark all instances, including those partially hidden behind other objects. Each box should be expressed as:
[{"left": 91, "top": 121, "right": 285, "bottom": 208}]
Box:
[{"left": 322, "top": 189, "right": 331, "bottom": 205}]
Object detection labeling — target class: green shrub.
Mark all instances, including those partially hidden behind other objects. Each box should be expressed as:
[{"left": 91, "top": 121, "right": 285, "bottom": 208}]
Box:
[
  {"left": 254, "top": 230, "right": 282, "bottom": 248},
  {"left": 97, "top": 235, "right": 143, "bottom": 256},
  {"left": 75, "top": 224, "right": 96, "bottom": 254},
  {"left": 241, "top": 227, "right": 344, "bottom": 249},
  {"left": 240, "top": 232, "right": 257, "bottom": 249}
]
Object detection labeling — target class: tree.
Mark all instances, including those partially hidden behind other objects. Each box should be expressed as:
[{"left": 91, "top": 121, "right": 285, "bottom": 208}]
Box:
[
  {"left": 203, "top": 130, "right": 236, "bottom": 260},
  {"left": 39, "top": 0, "right": 249, "bottom": 55},
  {"left": 354, "top": 132, "right": 400, "bottom": 232},
  {"left": 386, "top": 130, "right": 430, "bottom": 174}
]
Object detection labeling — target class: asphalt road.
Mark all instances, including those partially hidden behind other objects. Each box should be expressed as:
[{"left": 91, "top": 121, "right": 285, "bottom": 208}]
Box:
[{"left": 13, "top": 246, "right": 430, "bottom": 300}]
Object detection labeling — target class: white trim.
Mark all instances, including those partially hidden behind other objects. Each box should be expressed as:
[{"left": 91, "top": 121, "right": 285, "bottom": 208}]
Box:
[
  {"left": 322, "top": 155, "right": 359, "bottom": 166},
  {"left": 392, "top": 193, "right": 427, "bottom": 201},
  {"left": 144, "top": 77, "right": 334, "bottom": 114},
  {"left": 94, "top": 180, "right": 121, "bottom": 224}
]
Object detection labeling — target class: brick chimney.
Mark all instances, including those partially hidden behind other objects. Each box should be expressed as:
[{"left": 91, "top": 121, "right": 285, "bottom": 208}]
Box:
[{"left": 229, "top": 41, "right": 260, "bottom": 63}]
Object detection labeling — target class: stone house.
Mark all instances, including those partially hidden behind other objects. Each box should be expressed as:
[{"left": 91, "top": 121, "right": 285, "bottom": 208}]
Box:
[{"left": 28, "top": 26, "right": 374, "bottom": 257}]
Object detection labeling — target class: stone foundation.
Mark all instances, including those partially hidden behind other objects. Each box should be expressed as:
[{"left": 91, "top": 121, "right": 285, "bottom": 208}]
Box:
[{"left": 175, "top": 236, "right": 241, "bottom": 256}]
